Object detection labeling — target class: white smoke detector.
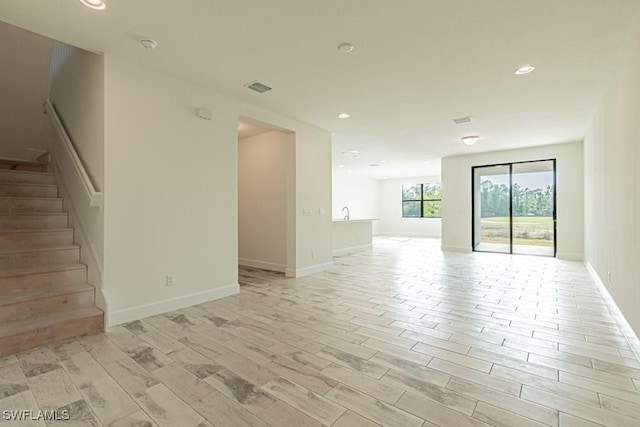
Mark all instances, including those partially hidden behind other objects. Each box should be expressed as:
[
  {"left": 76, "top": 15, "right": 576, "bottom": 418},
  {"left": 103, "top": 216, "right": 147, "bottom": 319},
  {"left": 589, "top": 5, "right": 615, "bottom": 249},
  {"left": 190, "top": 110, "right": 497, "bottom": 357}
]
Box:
[{"left": 140, "top": 39, "right": 158, "bottom": 50}]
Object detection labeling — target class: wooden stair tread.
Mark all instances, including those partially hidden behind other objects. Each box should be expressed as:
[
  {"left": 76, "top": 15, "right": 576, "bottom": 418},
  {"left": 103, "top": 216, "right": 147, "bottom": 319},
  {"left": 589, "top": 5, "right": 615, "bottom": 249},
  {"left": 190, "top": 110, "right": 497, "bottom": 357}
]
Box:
[
  {"left": 0, "top": 182, "right": 57, "bottom": 188},
  {"left": 0, "top": 282, "right": 94, "bottom": 305},
  {"left": 0, "top": 212, "right": 67, "bottom": 217},
  {"left": 0, "top": 196, "right": 63, "bottom": 201},
  {"left": 0, "top": 159, "right": 48, "bottom": 172},
  {"left": 0, "top": 169, "right": 54, "bottom": 177},
  {"left": 0, "top": 228, "right": 72, "bottom": 234},
  {"left": 0, "top": 243, "right": 79, "bottom": 255},
  {"left": 0, "top": 306, "right": 103, "bottom": 338},
  {"left": 0, "top": 262, "right": 86, "bottom": 278},
  {"left": 0, "top": 159, "right": 102, "bottom": 356}
]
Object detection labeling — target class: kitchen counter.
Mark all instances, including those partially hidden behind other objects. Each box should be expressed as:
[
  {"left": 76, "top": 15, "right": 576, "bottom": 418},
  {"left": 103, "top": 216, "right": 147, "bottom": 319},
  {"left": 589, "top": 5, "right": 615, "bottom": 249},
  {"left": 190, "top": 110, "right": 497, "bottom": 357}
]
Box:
[
  {"left": 332, "top": 219, "right": 378, "bottom": 256},
  {"left": 332, "top": 218, "right": 380, "bottom": 222}
]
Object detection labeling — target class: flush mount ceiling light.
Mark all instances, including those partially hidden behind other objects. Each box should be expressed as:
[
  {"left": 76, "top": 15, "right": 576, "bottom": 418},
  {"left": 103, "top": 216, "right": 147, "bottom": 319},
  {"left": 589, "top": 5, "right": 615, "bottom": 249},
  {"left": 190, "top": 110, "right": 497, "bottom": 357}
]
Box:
[
  {"left": 140, "top": 39, "right": 158, "bottom": 50},
  {"left": 515, "top": 65, "right": 535, "bottom": 75},
  {"left": 338, "top": 113, "right": 350, "bottom": 119},
  {"left": 340, "top": 150, "right": 360, "bottom": 156},
  {"left": 80, "top": 0, "right": 106, "bottom": 10},
  {"left": 338, "top": 42, "right": 354, "bottom": 53},
  {"left": 462, "top": 136, "right": 479, "bottom": 146}
]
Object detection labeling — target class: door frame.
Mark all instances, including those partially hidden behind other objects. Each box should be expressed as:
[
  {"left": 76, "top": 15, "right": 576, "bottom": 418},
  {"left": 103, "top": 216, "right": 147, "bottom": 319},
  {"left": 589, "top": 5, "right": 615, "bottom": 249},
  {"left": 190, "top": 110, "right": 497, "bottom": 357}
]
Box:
[{"left": 471, "top": 159, "right": 557, "bottom": 257}]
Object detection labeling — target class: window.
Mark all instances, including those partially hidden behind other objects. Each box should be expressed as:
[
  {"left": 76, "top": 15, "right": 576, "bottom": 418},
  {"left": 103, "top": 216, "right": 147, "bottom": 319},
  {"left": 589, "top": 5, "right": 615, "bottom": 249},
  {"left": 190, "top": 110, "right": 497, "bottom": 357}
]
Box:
[{"left": 402, "top": 183, "right": 442, "bottom": 218}]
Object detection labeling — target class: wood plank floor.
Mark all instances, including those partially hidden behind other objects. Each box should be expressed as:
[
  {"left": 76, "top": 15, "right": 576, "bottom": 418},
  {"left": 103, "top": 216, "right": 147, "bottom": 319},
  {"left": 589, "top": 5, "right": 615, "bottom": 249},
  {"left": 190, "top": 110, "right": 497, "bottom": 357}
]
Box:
[{"left": 2, "top": 237, "right": 640, "bottom": 426}]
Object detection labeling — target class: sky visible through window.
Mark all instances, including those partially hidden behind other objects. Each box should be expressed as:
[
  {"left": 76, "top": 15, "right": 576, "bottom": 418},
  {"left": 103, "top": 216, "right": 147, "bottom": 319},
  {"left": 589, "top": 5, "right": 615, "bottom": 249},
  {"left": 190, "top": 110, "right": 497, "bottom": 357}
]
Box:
[{"left": 483, "top": 171, "right": 553, "bottom": 189}]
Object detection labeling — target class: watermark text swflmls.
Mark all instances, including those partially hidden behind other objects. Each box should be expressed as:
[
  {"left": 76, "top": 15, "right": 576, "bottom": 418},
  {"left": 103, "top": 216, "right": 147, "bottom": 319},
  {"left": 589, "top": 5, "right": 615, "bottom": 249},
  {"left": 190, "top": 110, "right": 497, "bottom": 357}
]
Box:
[{"left": 2, "top": 409, "right": 70, "bottom": 421}]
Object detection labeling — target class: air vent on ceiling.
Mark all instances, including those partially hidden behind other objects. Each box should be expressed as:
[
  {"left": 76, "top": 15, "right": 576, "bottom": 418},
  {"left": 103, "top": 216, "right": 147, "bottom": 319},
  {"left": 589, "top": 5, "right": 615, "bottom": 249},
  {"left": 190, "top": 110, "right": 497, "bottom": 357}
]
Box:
[
  {"left": 453, "top": 116, "right": 473, "bottom": 124},
  {"left": 246, "top": 81, "right": 272, "bottom": 94}
]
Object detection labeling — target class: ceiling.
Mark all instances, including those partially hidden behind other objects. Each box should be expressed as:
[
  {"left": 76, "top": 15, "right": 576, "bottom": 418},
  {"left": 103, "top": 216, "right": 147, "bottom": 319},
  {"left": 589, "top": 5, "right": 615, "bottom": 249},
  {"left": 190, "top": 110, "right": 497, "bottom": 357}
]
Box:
[{"left": 1, "top": 0, "right": 638, "bottom": 179}]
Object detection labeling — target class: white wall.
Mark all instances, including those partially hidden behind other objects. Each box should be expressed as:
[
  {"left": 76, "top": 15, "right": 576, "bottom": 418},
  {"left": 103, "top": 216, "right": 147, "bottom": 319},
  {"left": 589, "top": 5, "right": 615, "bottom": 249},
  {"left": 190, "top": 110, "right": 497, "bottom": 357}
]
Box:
[
  {"left": 103, "top": 55, "right": 240, "bottom": 325},
  {"left": 292, "top": 126, "right": 333, "bottom": 276},
  {"left": 378, "top": 176, "right": 442, "bottom": 238},
  {"left": 103, "top": 54, "right": 332, "bottom": 325},
  {"left": 0, "top": 22, "right": 52, "bottom": 161},
  {"left": 238, "top": 103, "right": 333, "bottom": 278},
  {"left": 48, "top": 41, "right": 105, "bottom": 316},
  {"left": 332, "top": 170, "right": 379, "bottom": 220},
  {"left": 50, "top": 41, "right": 104, "bottom": 190},
  {"left": 238, "top": 131, "right": 294, "bottom": 272},
  {"left": 584, "top": 9, "right": 640, "bottom": 334},
  {"left": 441, "top": 142, "right": 584, "bottom": 260}
]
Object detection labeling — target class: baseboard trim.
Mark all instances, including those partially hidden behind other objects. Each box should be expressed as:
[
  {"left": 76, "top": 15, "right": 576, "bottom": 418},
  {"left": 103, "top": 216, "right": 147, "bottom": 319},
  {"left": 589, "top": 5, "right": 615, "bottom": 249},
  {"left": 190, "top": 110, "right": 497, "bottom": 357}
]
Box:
[
  {"left": 556, "top": 252, "right": 584, "bottom": 261},
  {"left": 106, "top": 283, "right": 239, "bottom": 327},
  {"left": 441, "top": 245, "right": 472, "bottom": 253},
  {"left": 585, "top": 261, "right": 640, "bottom": 360},
  {"left": 238, "top": 258, "right": 286, "bottom": 273},
  {"left": 332, "top": 244, "right": 372, "bottom": 256},
  {"left": 379, "top": 232, "right": 441, "bottom": 238},
  {"left": 285, "top": 262, "right": 334, "bottom": 278}
]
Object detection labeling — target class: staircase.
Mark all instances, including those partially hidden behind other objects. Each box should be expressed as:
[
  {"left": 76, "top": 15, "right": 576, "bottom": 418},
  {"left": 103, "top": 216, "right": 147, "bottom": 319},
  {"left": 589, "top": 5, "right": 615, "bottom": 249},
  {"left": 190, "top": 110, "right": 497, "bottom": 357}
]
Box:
[{"left": 0, "top": 159, "right": 103, "bottom": 357}]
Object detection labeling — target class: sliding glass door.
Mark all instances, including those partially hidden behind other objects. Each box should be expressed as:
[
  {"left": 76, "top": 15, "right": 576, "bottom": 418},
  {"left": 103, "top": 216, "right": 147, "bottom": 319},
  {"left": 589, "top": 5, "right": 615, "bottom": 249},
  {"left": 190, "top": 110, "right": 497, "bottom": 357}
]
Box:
[
  {"left": 472, "top": 160, "right": 556, "bottom": 257},
  {"left": 473, "top": 165, "right": 511, "bottom": 254}
]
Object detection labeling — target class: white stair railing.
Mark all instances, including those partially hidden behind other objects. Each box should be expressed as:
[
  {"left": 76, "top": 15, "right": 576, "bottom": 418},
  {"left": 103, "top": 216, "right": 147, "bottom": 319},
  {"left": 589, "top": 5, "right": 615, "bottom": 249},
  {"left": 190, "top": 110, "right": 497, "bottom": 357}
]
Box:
[{"left": 44, "top": 99, "right": 102, "bottom": 207}]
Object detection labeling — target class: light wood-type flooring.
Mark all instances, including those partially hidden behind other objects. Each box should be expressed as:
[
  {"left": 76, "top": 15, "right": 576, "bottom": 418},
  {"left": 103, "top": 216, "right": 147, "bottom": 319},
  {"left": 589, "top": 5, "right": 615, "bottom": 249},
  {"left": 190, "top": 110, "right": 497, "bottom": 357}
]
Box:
[{"left": 2, "top": 237, "right": 640, "bottom": 426}]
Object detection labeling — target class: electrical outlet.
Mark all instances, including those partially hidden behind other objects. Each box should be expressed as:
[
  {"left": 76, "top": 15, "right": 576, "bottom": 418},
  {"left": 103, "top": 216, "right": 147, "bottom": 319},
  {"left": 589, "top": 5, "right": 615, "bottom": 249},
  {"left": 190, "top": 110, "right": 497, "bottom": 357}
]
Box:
[{"left": 166, "top": 274, "right": 176, "bottom": 286}]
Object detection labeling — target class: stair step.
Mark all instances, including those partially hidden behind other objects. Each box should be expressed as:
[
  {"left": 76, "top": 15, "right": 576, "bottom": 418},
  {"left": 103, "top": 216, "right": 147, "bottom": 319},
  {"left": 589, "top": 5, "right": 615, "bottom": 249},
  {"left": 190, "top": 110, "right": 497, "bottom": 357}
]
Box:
[
  {"left": 0, "top": 283, "right": 95, "bottom": 322},
  {"left": 0, "top": 182, "right": 58, "bottom": 198},
  {"left": 0, "top": 196, "right": 63, "bottom": 213},
  {"left": 0, "top": 307, "right": 103, "bottom": 357},
  {"left": 0, "top": 228, "right": 73, "bottom": 249},
  {"left": 0, "top": 169, "right": 54, "bottom": 185},
  {"left": 0, "top": 159, "right": 48, "bottom": 173},
  {"left": 0, "top": 263, "right": 87, "bottom": 290},
  {"left": 0, "top": 245, "right": 80, "bottom": 269},
  {"left": 0, "top": 212, "right": 68, "bottom": 230}
]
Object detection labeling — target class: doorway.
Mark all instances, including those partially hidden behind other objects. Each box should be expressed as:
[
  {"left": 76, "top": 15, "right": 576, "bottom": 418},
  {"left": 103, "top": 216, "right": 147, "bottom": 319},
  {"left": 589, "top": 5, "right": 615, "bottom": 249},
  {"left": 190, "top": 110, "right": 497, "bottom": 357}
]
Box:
[{"left": 472, "top": 159, "right": 556, "bottom": 257}]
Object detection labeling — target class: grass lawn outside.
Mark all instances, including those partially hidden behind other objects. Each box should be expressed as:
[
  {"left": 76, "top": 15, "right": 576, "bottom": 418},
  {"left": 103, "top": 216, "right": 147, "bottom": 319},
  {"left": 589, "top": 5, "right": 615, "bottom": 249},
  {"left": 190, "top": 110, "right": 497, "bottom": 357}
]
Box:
[{"left": 480, "top": 216, "right": 554, "bottom": 247}]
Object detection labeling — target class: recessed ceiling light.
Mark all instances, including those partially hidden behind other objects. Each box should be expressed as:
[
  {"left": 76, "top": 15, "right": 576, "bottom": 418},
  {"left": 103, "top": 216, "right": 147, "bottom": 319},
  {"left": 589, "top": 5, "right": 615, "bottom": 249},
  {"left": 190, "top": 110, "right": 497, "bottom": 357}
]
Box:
[
  {"left": 338, "top": 165, "right": 345, "bottom": 168},
  {"left": 424, "top": 161, "right": 430, "bottom": 165},
  {"left": 80, "top": 0, "right": 106, "bottom": 10},
  {"left": 379, "top": 160, "right": 386, "bottom": 164},
  {"left": 338, "top": 43, "right": 354, "bottom": 54},
  {"left": 338, "top": 113, "right": 350, "bottom": 119},
  {"left": 140, "top": 39, "right": 158, "bottom": 50},
  {"left": 515, "top": 65, "right": 535, "bottom": 75},
  {"left": 462, "top": 136, "right": 479, "bottom": 146}
]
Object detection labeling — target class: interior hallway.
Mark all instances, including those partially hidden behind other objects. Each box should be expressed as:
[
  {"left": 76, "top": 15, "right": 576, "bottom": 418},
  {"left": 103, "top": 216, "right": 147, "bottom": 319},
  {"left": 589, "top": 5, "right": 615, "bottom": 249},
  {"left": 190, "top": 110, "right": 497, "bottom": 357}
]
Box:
[{"left": 1, "top": 237, "right": 639, "bottom": 426}]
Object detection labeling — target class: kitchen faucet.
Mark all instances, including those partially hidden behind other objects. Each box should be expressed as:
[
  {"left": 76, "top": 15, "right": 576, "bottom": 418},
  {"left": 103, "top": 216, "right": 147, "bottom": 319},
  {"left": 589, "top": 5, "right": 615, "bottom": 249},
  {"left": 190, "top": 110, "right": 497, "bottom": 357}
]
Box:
[{"left": 342, "top": 206, "right": 350, "bottom": 220}]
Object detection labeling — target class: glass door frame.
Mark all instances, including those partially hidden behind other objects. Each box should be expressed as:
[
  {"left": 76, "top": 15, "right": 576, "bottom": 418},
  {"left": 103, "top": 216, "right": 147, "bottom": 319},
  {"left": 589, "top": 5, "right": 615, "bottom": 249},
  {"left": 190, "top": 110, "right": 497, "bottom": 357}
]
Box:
[{"left": 471, "top": 159, "right": 557, "bottom": 257}]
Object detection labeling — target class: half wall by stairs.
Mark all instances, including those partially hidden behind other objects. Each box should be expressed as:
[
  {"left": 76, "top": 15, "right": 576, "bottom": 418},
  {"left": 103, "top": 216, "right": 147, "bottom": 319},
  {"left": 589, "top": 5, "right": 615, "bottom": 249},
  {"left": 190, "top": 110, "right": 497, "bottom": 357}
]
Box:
[{"left": 0, "top": 160, "right": 103, "bottom": 356}]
